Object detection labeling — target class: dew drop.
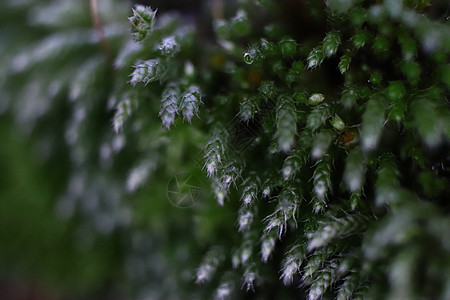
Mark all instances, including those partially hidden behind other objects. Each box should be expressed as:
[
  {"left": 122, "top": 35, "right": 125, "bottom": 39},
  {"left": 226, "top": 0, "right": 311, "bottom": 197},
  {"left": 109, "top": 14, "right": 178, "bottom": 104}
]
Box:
[{"left": 244, "top": 52, "right": 254, "bottom": 64}]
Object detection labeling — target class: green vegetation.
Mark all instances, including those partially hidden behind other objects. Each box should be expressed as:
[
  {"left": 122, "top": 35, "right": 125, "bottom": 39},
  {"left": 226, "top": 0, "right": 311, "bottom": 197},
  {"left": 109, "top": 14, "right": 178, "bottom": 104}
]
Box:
[{"left": 0, "top": 0, "right": 449, "bottom": 299}]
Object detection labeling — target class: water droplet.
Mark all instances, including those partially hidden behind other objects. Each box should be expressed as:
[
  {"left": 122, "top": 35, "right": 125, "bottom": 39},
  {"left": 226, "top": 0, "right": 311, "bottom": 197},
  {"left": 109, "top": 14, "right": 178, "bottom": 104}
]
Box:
[{"left": 244, "top": 51, "right": 255, "bottom": 64}]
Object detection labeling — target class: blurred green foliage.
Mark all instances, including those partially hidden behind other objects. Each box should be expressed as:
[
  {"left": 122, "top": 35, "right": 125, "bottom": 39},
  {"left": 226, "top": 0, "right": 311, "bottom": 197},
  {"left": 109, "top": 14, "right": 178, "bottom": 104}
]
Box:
[
  {"left": 0, "top": 0, "right": 449, "bottom": 299},
  {"left": 0, "top": 118, "right": 122, "bottom": 295}
]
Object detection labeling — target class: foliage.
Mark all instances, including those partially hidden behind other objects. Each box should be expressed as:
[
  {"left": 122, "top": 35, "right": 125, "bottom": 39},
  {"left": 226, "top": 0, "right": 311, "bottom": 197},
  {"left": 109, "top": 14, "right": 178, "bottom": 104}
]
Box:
[{"left": 0, "top": 0, "right": 449, "bottom": 299}]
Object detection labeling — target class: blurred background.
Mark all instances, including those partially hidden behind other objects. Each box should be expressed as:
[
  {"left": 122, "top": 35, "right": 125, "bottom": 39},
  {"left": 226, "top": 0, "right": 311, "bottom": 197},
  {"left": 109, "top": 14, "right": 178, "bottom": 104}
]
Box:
[
  {"left": 2, "top": 0, "right": 448, "bottom": 299},
  {"left": 0, "top": 0, "right": 213, "bottom": 299}
]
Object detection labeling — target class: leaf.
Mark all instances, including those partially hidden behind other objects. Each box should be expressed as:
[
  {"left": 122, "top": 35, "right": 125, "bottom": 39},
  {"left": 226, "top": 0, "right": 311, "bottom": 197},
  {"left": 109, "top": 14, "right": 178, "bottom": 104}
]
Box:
[
  {"left": 275, "top": 95, "right": 298, "bottom": 152},
  {"left": 360, "top": 93, "right": 389, "bottom": 151},
  {"left": 180, "top": 85, "right": 202, "bottom": 122},
  {"left": 159, "top": 83, "right": 180, "bottom": 129},
  {"left": 129, "top": 5, "right": 157, "bottom": 42}
]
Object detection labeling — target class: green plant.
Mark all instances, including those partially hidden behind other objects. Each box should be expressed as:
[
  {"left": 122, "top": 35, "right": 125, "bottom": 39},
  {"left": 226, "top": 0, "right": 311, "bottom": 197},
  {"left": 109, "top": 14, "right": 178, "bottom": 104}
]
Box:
[{"left": 0, "top": 0, "right": 449, "bottom": 299}]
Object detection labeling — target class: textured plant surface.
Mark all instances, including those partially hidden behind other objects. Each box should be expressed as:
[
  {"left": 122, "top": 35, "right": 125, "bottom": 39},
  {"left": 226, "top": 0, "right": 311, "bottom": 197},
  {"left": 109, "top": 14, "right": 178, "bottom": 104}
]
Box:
[{"left": 0, "top": 0, "right": 449, "bottom": 299}]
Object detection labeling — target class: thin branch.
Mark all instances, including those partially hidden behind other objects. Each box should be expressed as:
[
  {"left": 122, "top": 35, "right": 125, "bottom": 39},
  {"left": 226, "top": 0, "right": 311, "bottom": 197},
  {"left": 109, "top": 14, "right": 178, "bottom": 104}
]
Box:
[
  {"left": 89, "top": 0, "right": 113, "bottom": 65},
  {"left": 211, "top": 0, "right": 224, "bottom": 20}
]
